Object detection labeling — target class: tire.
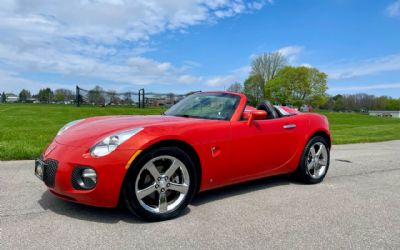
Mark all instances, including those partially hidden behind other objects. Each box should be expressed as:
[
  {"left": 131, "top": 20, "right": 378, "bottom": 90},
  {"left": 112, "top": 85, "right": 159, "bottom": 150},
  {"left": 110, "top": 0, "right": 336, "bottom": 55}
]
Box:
[
  {"left": 122, "top": 146, "right": 197, "bottom": 221},
  {"left": 296, "top": 136, "right": 330, "bottom": 184}
]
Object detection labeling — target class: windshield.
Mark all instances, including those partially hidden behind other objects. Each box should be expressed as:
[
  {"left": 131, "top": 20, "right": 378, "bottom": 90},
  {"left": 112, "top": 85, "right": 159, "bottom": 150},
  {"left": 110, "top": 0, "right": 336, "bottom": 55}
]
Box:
[{"left": 165, "top": 93, "right": 240, "bottom": 120}]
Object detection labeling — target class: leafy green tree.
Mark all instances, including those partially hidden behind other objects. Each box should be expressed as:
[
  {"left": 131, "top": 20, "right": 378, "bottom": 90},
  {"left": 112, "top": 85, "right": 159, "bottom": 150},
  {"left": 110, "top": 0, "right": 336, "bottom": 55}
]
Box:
[
  {"left": 18, "top": 89, "right": 31, "bottom": 102},
  {"left": 243, "top": 74, "right": 264, "bottom": 106},
  {"left": 54, "top": 88, "right": 74, "bottom": 102},
  {"left": 383, "top": 97, "right": 400, "bottom": 110},
  {"left": 38, "top": 88, "right": 54, "bottom": 103},
  {"left": 323, "top": 94, "right": 400, "bottom": 112},
  {"left": 54, "top": 91, "right": 65, "bottom": 102},
  {"left": 251, "top": 52, "right": 287, "bottom": 97},
  {"left": 332, "top": 95, "right": 345, "bottom": 111},
  {"left": 265, "top": 66, "right": 328, "bottom": 107}
]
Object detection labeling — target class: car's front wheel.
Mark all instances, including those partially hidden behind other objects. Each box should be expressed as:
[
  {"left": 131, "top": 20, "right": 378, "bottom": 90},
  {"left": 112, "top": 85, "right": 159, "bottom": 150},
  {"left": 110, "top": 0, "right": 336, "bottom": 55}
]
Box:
[
  {"left": 296, "top": 136, "right": 330, "bottom": 184},
  {"left": 122, "top": 146, "right": 197, "bottom": 221}
]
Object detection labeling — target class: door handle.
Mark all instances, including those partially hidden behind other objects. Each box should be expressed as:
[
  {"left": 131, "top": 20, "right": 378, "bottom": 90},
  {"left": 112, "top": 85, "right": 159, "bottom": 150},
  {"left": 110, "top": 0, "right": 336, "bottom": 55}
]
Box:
[{"left": 283, "top": 124, "right": 296, "bottom": 129}]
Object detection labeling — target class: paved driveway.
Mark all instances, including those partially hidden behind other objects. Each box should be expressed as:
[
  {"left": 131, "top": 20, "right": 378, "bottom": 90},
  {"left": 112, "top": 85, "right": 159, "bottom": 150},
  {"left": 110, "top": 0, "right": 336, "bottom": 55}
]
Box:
[{"left": 1, "top": 140, "right": 400, "bottom": 249}]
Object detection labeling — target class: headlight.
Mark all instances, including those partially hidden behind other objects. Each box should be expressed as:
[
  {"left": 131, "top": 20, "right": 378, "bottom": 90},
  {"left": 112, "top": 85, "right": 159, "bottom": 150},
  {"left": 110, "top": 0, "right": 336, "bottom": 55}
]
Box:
[
  {"left": 90, "top": 128, "right": 143, "bottom": 157},
  {"left": 57, "top": 119, "right": 85, "bottom": 136}
]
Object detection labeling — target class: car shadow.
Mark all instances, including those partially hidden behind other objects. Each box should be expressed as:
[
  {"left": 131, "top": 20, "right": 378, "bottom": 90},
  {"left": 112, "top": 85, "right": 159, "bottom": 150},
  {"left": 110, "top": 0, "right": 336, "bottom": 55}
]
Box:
[
  {"left": 38, "top": 191, "right": 142, "bottom": 224},
  {"left": 191, "top": 174, "right": 296, "bottom": 206},
  {"left": 38, "top": 175, "right": 298, "bottom": 223}
]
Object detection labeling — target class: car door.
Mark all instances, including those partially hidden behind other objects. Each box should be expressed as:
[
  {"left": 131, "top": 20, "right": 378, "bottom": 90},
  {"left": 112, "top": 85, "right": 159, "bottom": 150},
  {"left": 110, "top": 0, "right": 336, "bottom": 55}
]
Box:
[{"left": 230, "top": 116, "right": 303, "bottom": 182}]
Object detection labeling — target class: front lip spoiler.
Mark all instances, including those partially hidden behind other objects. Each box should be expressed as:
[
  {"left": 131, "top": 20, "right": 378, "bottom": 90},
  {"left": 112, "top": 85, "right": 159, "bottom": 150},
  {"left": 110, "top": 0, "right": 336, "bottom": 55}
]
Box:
[{"left": 49, "top": 190, "right": 77, "bottom": 201}]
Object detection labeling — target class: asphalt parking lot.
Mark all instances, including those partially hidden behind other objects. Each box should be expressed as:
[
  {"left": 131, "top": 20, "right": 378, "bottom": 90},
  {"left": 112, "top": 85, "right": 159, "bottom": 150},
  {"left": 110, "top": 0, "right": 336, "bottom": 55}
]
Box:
[{"left": 1, "top": 140, "right": 400, "bottom": 250}]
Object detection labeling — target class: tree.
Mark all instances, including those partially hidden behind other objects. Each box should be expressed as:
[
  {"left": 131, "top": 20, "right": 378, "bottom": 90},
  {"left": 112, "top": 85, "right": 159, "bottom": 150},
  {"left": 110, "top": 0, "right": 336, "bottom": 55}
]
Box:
[
  {"left": 123, "top": 92, "right": 133, "bottom": 105},
  {"left": 18, "top": 89, "right": 31, "bottom": 102},
  {"left": 384, "top": 97, "right": 400, "bottom": 110},
  {"left": 88, "top": 86, "right": 105, "bottom": 105},
  {"left": 37, "top": 88, "right": 54, "bottom": 103},
  {"left": 326, "top": 94, "right": 400, "bottom": 112},
  {"left": 250, "top": 52, "right": 287, "bottom": 97},
  {"left": 265, "top": 66, "right": 328, "bottom": 107},
  {"left": 243, "top": 74, "right": 264, "bottom": 106},
  {"left": 332, "top": 95, "right": 345, "bottom": 111},
  {"left": 54, "top": 88, "right": 74, "bottom": 102},
  {"left": 1, "top": 92, "right": 6, "bottom": 103},
  {"left": 226, "top": 82, "right": 243, "bottom": 93}
]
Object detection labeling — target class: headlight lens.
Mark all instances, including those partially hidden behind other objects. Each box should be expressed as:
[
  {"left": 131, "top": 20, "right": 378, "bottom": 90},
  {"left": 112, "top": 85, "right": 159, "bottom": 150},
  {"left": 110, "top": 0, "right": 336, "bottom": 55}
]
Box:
[
  {"left": 90, "top": 128, "right": 143, "bottom": 157},
  {"left": 57, "top": 119, "right": 85, "bottom": 136}
]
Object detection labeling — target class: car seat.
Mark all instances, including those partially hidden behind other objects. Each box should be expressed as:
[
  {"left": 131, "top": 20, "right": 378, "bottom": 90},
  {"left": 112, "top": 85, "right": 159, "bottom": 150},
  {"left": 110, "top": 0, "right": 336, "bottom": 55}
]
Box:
[{"left": 257, "top": 101, "right": 279, "bottom": 119}]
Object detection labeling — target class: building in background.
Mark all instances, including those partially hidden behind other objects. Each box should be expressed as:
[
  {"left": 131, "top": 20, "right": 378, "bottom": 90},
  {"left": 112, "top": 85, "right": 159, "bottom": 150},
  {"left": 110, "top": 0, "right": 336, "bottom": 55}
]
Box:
[
  {"left": 368, "top": 110, "right": 400, "bottom": 118},
  {"left": 6, "top": 93, "right": 18, "bottom": 102}
]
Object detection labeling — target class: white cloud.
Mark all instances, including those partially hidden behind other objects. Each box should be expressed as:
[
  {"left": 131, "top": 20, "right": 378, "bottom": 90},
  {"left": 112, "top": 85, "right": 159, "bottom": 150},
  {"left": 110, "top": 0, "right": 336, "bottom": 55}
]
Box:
[
  {"left": 386, "top": 1, "right": 400, "bottom": 17},
  {"left": 326, "top": 54, "right": 400, "bottom": 80},
  {"left": 277, "top": 45, "right": 304, "bottom": 63},
  {"left": 329, "top": 83, "right": 400, "bottom": 91},
  {"left": 0, "top": 69, "right": 73, "bottom": 93},
  {"left": 178, "top": 75, "right": 203, "bottom": 84},
  {"left": 206, "top": 66, "right": 250, "bottom": 87},
  {"left": 207, "top": 45, "right": 305, "bottom": 87},
  {"left": 0, "top": 0, "right": 269, "bottom": 92}
]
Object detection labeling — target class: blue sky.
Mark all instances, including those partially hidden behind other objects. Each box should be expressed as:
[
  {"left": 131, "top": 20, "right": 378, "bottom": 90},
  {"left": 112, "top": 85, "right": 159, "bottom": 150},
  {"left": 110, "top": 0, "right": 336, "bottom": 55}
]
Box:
[{"left": 0, "top": 0, "right": 400, "bottom": 97}]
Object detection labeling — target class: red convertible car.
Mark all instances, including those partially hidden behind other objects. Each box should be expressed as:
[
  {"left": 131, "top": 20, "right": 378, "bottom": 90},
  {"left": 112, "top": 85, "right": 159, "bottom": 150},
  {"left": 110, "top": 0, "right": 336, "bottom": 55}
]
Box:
[{"left": 35, "top": 91, "right": 331, "bottom": 221}]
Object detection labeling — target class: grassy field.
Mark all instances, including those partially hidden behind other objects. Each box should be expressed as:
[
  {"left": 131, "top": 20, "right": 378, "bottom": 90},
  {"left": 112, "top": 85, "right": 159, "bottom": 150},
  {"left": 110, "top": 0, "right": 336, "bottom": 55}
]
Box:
[
  {"left": 320, "top": 111, "right": 400, "bottom": 144},
  {"left": 0, "top": 103, "right": 399, "bottom": 160},
  {"left": 0, "top": 104, "right": 164, "bottom": 160}
]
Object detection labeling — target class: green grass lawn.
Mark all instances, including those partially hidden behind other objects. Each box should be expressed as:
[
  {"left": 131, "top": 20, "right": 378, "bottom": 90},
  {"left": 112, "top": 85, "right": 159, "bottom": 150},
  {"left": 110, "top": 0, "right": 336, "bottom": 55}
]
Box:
[
  {"left": 319, "top": 111, "right": 400, "bottom": 144},
  {"left": 0, "top": 104, "right": 399, "bottom": 160},
  {"left": 0, "top": 104, "right": 164, "bottom": 160}
]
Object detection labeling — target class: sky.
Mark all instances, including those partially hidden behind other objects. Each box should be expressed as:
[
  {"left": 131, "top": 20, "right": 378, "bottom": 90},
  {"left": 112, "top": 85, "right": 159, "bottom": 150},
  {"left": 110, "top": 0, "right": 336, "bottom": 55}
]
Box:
[{"left": 0, "top": 0, "right": 400, "bottom": 97}]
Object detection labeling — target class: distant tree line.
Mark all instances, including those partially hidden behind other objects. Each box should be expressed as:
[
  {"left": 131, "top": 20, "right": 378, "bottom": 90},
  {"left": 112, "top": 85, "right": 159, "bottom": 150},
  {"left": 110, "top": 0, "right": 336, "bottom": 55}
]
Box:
[
  {"left": 0, "top": 85, "right": 175, "bottom": 107},
  {"left": 321, "top": 93, "right": 400, "bottom": 112},
  {"left": 79, "top": 85, "right": 136, "bottom": 106},
  {"left": 0, "top": 88, "right": 75, "bottom": 104}
]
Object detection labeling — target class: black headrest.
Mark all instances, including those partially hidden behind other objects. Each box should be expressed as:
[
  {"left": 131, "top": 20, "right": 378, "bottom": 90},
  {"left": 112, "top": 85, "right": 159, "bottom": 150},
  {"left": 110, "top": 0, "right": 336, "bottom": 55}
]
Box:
[{"left": 257, "top": 101, "right": 278, "bottom": 119}]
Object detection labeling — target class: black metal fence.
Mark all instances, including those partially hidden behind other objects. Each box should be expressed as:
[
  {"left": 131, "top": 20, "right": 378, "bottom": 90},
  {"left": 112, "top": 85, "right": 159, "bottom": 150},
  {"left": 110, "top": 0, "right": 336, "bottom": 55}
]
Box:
[{"left": 76, "top": 86, "right": 188, "bottom": 108}]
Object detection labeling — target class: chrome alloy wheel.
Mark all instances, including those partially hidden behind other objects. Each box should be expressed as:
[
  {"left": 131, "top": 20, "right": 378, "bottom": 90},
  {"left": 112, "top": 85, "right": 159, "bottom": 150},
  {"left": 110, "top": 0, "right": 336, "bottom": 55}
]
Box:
[
  {"left": 306, "top": 142, "right": 328, "bottom": 179},
  {"left": 134, "top": 155, "right": 190, "bottom": 214}
]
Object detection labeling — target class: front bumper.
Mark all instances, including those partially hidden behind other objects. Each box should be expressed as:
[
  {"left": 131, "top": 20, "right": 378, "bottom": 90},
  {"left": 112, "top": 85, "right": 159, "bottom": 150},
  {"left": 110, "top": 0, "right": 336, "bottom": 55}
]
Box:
[{"left": 35, "top": 141, "right": 137, "bottom": 208}]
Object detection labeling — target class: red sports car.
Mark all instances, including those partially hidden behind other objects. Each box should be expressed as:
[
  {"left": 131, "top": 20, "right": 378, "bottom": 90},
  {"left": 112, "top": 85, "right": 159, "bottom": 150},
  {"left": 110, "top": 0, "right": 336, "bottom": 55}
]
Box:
[{"left": 35, "top": 91, "right": 331, "bottom": 221}]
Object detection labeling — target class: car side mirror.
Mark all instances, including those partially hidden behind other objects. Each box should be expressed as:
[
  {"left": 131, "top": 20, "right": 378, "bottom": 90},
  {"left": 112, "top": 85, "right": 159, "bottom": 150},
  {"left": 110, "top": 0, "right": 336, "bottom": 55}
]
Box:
[{"left": 247, "top": 110, "right": 267, "bottom": 126}]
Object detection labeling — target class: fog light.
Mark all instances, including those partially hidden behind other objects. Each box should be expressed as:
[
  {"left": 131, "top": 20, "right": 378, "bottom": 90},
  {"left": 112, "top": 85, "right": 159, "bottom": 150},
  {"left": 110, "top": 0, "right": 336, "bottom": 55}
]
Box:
[
  {"left": 35, "top": 164, "right": 44, "bottom": 180},
  {"left": 72, "top": 167, "right": 97, "bottom": 190}
]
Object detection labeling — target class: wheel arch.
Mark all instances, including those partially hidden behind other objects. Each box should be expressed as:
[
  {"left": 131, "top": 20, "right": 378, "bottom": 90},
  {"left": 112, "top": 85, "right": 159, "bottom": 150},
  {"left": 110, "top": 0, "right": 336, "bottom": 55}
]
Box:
[
  {"left": 119, "top": 139, "right": 202, "bottom": 204},
  {"left": 308, "top": 130, "right": 331, "bottom": 149}
]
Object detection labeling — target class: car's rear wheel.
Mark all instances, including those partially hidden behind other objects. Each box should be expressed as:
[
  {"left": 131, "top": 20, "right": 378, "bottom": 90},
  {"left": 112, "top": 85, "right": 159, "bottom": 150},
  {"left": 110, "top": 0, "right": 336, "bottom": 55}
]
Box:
[
  {"left": 123, "top": 146, "right": 197, "bottom": 221},
  {"left": 296, "top": 136, "right": 330, "bottom": 184}
]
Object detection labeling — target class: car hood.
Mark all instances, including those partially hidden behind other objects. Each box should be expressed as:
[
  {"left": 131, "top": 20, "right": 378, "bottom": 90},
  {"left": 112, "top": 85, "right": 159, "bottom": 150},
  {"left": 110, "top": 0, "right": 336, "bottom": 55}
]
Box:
[{"left": 55, "top": 115, "right": 192, "bottom": 148}]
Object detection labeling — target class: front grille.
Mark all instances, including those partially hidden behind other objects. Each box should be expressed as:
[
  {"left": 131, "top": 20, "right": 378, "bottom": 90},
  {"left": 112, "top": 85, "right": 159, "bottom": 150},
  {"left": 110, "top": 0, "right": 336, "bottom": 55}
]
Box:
[{"left": 43, "top": 158, "right": 58, "bottom": 188}]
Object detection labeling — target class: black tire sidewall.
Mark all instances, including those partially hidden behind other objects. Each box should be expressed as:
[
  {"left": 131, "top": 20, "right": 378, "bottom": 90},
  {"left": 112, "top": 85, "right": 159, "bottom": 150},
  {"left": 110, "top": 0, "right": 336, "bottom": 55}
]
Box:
[
  {"left": 123, "top": 146, "right": 197, "bottom": 221},
  {"left": 297, "top": 136, "right": 330, "bottom": 184}
]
